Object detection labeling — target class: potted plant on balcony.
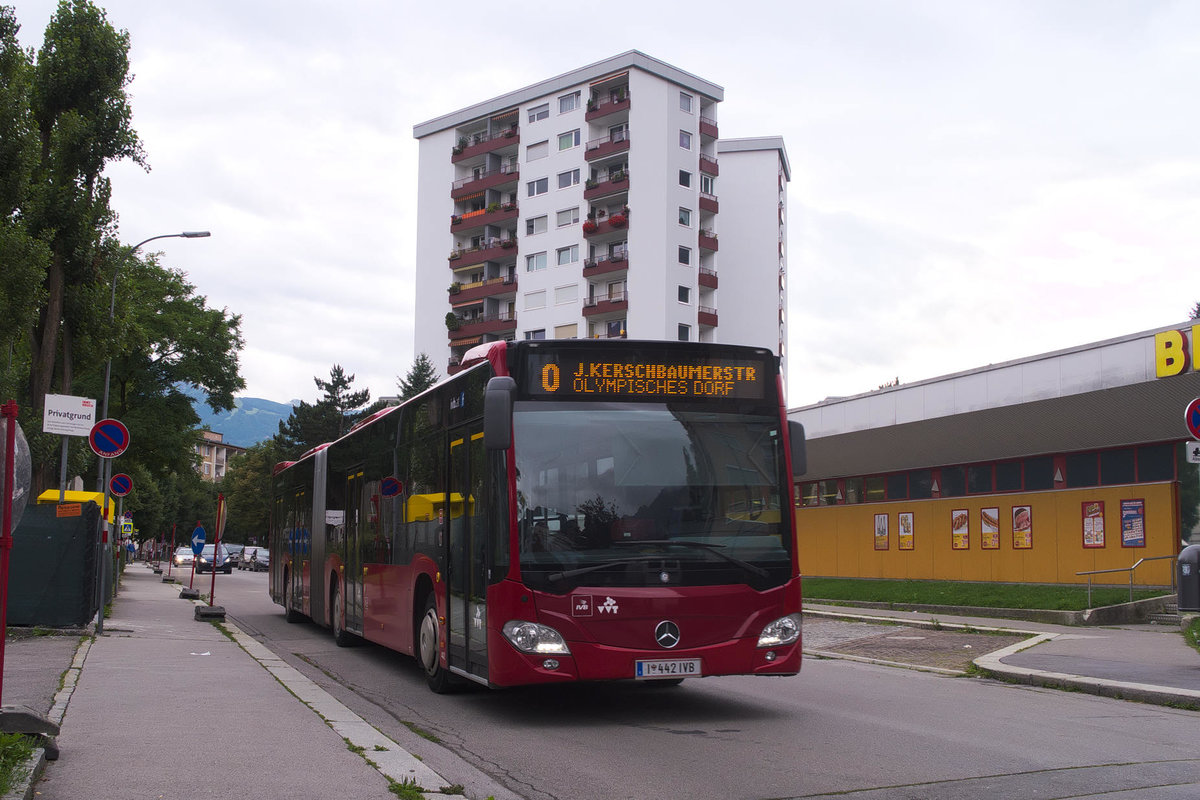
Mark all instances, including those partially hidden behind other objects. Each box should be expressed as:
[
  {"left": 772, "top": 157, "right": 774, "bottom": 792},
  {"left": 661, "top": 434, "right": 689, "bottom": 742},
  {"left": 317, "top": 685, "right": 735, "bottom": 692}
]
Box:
[
  {"left": 499, "top": 238, "right": 515, "bottom": 249},
  {"left": 487, "top": 202, "right": 500, "bottom": 213},
  {"left": 445, "top": 312, "right": 461, "bottom": 331},
  {"left": 450, "top": 214, "right": 461, "bottom": 225},
  {"left": 503, "top": 127, "right": 516, "bottom": 138},
  {"left": 582, "top": 220, "right": 598, "bottom": 234},
  {"left": 608, "top": 213, "right": 627, "bottom": 228},
  {"left": 585, "top": 178, "right": 597, "bottom": 190},
  {"left": 587, "top": 98, "right": 596, "bottom": 111},
  {"left": 448, "top": 282, "right": 461, "bottom": 294},
  {"left": 449, "top": 249, "right": 463, "bottom": 260},
  {"left": 610, "top": 169, "right": 625, "bottom": 183},
  {"left": 502, "top": 201, "right": 517, "bottom": 211}
]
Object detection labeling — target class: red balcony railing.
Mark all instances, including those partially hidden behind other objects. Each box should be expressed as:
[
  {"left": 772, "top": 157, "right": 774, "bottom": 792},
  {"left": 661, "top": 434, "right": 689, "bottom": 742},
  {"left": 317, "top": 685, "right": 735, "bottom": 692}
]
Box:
[
  {"left": 585, "top": 132, "right": 630, "bottom": 161},
  {"left": 449, "top": 275, "right": 517, "bottom": 304},
  {"left": 699, "top": 153, "right": 719, "bottom": 176},
  {"left": 582, "top": 249, "right": 628, "bottom": 277},
  {"left": 451, "top": 164, "right": 519, "bottom": 199},
  {"left": 583, "top": 291, "right": 629, "bottom": 317},
  {"left": 584, "top": 171, "right": 629, "bottom": 201},
  {"left": 698, "top": 267, "right": 718, "bottom": 289},
  {"left": 451, "top": 127, "right": 519, "bottom": 163},
  {"left": 450, "top": 204, "right": 518, "bottom": 231},
  {"left": 699, "top": 192, "right": 719, "bottom": 214},
  {"left": 698, "top": 306, "right": 718, "bottom": 327},
  {"left": 699, "top": 115, "right": 718, "bottom": 139},
  {"left": 448, "top": 312, "right": 517, "bottom": 341},
  {"left": 585, "top": 90, "right": 631, "bottom": 121},
  {"left": 582, "top": 212, "right": 629, "bottom": 238},
  {"left": 448, "top": 237, "right": 517, "bottom": 267},
  {"left": 698, "top": 230, "right": 718, "bottom": 251}
]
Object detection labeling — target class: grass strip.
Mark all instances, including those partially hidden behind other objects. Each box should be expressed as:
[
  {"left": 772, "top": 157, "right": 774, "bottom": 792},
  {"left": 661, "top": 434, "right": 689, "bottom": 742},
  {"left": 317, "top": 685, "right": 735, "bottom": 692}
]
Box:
[{"left": 803, "top": 577, "right": 1168, "bottom": 610}]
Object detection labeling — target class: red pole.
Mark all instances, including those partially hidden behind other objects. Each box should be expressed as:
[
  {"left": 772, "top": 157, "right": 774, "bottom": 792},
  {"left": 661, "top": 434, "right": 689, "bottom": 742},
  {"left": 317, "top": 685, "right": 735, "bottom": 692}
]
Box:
[
  {"left": 209, "top": 494, "right": 224, "bottom": 607},
  {"left": 166, "top": 523, "right": 176, "bottom": 577},
  {"left": 188, "top": 521, "right": 198, "bottom": 590},
  {"left": 1, "top": 400, "right": 20, "bottom": 706}
]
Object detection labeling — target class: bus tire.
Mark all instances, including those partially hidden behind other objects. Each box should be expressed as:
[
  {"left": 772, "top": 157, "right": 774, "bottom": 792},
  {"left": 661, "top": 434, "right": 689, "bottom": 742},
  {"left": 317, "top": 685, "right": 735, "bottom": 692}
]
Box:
[
  {"left": 419, "top": 595, "right": 452, "bottom": 693},
  {"left": 331, "top": 583, "right": 355, "bottom": 647},
  {"left": 283, "top": 571, "right": 303, "bottom": 623}
]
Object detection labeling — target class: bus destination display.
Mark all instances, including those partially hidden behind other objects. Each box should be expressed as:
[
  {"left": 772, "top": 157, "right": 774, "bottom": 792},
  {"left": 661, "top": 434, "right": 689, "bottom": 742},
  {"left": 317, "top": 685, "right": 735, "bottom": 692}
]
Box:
[{"left": 525, "top": 352, "right": 770, "bottom": 400}]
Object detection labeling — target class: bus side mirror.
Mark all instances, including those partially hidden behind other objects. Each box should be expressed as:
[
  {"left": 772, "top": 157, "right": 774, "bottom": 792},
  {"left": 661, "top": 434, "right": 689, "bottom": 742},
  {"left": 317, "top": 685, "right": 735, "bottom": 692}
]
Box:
[
  {"left": 789, "top": 420, "right": 807, "bottom": 477},
  {"left": 484, "top": 376, "right": 517, "bottom": 450}
]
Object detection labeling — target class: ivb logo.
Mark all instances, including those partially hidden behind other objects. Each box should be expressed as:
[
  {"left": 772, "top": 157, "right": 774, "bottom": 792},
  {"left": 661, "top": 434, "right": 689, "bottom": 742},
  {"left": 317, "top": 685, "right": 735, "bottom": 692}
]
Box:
[{"left": 571, "top": 595, "right": 593, "bottom": 617}]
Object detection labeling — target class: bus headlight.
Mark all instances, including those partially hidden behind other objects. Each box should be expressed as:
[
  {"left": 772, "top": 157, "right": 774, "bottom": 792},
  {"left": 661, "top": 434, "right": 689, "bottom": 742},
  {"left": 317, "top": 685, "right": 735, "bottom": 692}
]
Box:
[
  {"left": 502, "top": 621, "right": 571, "bottom": 655},
  {"left": 757, "top": 613, "right": 802, "bottom": 647}
]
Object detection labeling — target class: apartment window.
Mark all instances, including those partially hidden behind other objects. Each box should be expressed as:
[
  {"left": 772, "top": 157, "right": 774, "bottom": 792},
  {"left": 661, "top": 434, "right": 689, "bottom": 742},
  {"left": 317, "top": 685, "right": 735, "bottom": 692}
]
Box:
[
  {"left": 525, "top": 329, "right": 546, "bottom": 340},
  {"left": 678, "top": 207, "right": 692, "bottom": 226},
  {"left": 556, "top": 207, "right": 579, "bottom": 227},
  {"left": 559, "top": 91, "right": 581, "bottom": 113},
  {"left": 700, "top": 174, "right": 714, "bottom": 194},
  {"left": 556, "top": 245, "right": 578, "bottom": 265},
  {"left": 677, "top": 286, "right": 690, "bottom": 304},
  {"left": 527, "top": 177, "right": 548, "bottom": 197},
  {"left": 525, "top": 290, "right": 546, "bottom": 310},
  {"left": 526, "top": 140, "right": 548, "bottom": 161},
  {"left": 526, "top": 215, "right": 547, "bottom": 235},
  {"left": 678, "top": 324, "right": 690, "bottom": 341},
  {"left": 528, "top": 103, "right": 549, "bottom": 122},
  {"left": 606, "top": 319, "right": 625, "bottom": 338},
  {"left": 557, "top": 169, "right": 580, "bottom": 189},
  {"left": 679, "top": 130, "right": 692, "bottom": 150},
  {"left": 554, "top": 323, "right": 578, "bottom": 339},
  {"left": 525, "top": 252, "right": 547, "bottom": 271},
  {"left": 679, "top": 170, "right": 692, "bottom": 188},
  {"left": 679, "top": 92, "right": 693, "bottom": 113},
  {"left": 554, "top": 284, "right": 578, "bottom": 304},
  {"left": 558, "top": 129, "right": 580, "bottom": 150},
  {"left": 678, "top": 246, "right": 691, "bottom": 265}
]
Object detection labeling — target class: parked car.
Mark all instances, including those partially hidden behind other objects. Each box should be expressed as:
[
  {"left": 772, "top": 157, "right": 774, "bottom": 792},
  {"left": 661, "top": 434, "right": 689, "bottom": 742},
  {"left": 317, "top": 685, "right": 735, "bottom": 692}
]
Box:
[
  {"left": 195, "top": 543, "right": 234, "bottom": 574},
  {"left": 173, "top": 546, "right": 195, "bottom": 568},
  {"left": 243, "top": 547, "right": 270, "bottom": 572},
  {"left": 224, "top": 543, "right": 245, "bottom": 566}
]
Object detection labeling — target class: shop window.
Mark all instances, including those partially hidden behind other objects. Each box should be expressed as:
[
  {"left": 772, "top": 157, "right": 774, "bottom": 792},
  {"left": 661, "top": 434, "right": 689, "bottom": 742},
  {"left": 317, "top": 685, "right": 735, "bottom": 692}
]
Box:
[
  {"left": 865, "top": 476, "right": 886, "bottom": 502},
  {"left": 844, "top": 477, "right": 865, "bottom": 504},
  {"left": 1100, "top": 448, "right": 1135, "bottom": 486},
  {"left": 995, "top": 462, "right": 1021, "bottom": 492},
  {"left": 1023, "top": 456, "right": 1054, "bottom": 491},
  {"left": 940, "top": 466, "right": 966, "bottom": 497},
  {"left": 1136, "top": 443, "right": 1175, "bottom": 482},
  {"left": 968, "top": 464, "right": 995, "bottom": 494},
  {"left": 1065, "top": 452, "right": 1098, "bottom": 488},
  {"left": 886, "top": 473, "right": 908, "bottom": 500},
  {"left": 909, "top": 470, "right": 933, "bottom": 500}
]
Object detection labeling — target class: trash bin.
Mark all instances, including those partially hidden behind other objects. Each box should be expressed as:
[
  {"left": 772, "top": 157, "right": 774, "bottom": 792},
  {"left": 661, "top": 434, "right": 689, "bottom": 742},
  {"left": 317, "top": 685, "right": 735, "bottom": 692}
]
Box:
[{"left": 1180, "top": 544, "right": 1200, "bottom": 612}]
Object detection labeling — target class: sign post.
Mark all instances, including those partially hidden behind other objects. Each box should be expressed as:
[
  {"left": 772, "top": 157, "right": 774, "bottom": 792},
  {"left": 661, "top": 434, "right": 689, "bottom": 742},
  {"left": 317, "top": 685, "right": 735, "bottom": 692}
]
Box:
[
  {"left": 42, "top": 394, "right": 96, "bottom": 505},
  {"left": 189, "top": 523, "right": 205, "bottom": 592},
  {"left": 88, "top": 418, "right": 129, "bottom": 636}
]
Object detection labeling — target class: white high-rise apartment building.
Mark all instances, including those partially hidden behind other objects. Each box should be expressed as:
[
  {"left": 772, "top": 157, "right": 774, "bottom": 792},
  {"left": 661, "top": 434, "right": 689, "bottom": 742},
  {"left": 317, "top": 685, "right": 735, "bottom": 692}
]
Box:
[{"left": 412, "top": 51, "right": 789, "bottom": 379}]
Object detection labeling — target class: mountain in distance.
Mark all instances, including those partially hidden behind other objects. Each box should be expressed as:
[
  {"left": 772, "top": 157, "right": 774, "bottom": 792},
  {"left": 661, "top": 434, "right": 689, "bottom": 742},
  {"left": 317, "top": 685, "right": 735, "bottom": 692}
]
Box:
[{"left": 189, "top": 393, "right": 296, "bottom": 448}]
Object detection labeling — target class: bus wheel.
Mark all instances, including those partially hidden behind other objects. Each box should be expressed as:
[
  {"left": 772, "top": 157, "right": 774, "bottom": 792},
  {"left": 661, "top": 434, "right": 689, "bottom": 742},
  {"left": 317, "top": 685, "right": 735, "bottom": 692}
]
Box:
[
  {"left": 419, "top": 595, "right": 452, "bottom": 693},
  {"left": 331, "top": 584, "right": 354, "bottom": 647},
  {"left": 283, "top": 573, "right": 303, "bottom": 623}
]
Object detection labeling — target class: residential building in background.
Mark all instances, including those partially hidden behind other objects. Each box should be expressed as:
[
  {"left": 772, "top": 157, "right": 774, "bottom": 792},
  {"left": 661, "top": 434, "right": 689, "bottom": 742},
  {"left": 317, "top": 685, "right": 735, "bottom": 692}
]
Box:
[
  {"left": 196, "top": 430, "right": 245, "bottom": 482},
  {"left": 412, "top": 51, "right": 789, "bottom": 378}
]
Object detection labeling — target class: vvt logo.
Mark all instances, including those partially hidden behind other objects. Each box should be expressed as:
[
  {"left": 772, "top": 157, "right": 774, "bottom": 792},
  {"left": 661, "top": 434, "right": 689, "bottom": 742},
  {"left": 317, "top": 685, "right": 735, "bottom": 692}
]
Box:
[{"left": 599, "top": 597, "right": 620, "bottom": 615}]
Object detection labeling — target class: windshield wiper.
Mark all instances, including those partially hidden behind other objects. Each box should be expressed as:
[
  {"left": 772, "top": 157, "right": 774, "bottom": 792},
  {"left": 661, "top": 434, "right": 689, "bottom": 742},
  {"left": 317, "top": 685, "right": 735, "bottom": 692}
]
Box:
[
  {"left": 547, "top": 555, "right": 666, "bottom": 582},
  {"left": 612, "top": 540, "right": 770, "bottom": 580}
]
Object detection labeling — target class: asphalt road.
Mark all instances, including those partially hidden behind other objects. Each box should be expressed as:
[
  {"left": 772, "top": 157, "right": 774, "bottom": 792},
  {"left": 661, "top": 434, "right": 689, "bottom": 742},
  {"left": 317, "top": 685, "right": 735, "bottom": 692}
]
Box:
[{"left": 213, "top": 570, "right": 1200, "bottom": 800}]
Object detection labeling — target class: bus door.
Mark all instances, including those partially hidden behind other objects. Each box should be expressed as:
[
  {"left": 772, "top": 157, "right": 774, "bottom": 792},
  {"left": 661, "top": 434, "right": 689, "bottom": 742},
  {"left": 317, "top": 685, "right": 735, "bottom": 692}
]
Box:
[
  {"left": 343, "top": 470, "right": 365, "bottom": 634},
  {"left": 447, "top": 424, "right": 488, "bottom": 680},
  {"left": 287, "top": 489, "right": 307, "bottom": 611}
]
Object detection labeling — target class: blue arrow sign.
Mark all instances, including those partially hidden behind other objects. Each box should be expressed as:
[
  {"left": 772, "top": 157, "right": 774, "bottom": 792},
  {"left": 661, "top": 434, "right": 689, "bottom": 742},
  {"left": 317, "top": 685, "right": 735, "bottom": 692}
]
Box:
[{"left": 191, "top": 525, "right": 206, "bottom": 555}]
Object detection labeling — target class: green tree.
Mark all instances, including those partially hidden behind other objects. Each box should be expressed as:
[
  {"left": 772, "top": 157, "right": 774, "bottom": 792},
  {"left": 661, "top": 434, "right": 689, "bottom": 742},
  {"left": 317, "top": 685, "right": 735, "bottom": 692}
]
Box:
[
  {"left": 1189, "top": 302, "right": 1199, "bottom": 320},
  {"left": 274, "top": 365, "right": 371, "bottom": 458},
  {"left": 397, "top": 352, "right": 439, "bottom": 400},
  {"left": 315, "top": 364, "right": 370, "bottom": 438},
  {"left": 221, "top": 440, "right": 279, "bottom": 545}
]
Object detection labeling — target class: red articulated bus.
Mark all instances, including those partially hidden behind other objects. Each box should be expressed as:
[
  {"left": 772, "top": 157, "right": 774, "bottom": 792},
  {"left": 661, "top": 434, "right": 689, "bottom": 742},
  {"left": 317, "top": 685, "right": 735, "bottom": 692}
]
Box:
[{"left": 269, "top": 339, "right": 807, "bottom": 692}]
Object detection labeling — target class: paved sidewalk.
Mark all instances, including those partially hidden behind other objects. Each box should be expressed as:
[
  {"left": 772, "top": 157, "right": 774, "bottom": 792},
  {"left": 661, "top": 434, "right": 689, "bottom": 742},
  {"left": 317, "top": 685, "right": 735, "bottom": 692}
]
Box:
[
  {"left": 4, "top": 565, "right": 456, "bottom": 800},
  {"left": 805, "top": 603, "right": 1200, "bottom": 706}
]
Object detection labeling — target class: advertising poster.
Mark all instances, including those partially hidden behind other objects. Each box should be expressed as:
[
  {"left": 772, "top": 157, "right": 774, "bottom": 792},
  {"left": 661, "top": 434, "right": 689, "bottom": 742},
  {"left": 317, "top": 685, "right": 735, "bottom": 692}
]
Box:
[
  {"left": 898, "top": 512, "right": 915, "bottom": 550},
  {"left": 951, "top": 509, "right": 969, "bottom": 550},
  {"left": 1120, "top": 499, "right": 1145, "bottom": 548},
  {"left": 1082, "top": 501, "right": 1105, "bottom": 548},
  {"left": 1012, "top": 506, "right": 1033, "bottom": 549},
  {"left": 981, "top": 507, "right": 1000, "bottom": 549},
  {"left": 874, "top": 513, "right": 889, "bottom": 550}
]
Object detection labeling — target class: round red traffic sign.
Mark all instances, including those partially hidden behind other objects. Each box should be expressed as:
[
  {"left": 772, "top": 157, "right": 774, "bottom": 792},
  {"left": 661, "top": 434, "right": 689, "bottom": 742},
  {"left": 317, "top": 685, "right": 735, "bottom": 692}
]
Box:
[
  {"left": 1187, "top": 397, "right": 1200, "bottom": 440},
  {"left": 89, "top": 418, "right": 130, "bottom": 459},
  {"left": 110, "top": 473, "right": 133, "bottom": 497}
]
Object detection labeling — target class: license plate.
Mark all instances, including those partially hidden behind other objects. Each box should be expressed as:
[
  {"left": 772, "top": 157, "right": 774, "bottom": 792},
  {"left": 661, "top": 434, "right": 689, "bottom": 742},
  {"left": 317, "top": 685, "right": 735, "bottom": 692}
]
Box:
[{"left": 635, "top": 659, "right": 701, "bottom": 679}]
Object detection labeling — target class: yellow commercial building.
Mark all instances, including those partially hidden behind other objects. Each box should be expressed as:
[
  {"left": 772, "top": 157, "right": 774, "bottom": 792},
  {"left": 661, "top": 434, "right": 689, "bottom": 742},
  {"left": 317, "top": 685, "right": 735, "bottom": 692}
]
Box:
[{"left": 790, "top": 322, "right": 1200, "bottom": 587}]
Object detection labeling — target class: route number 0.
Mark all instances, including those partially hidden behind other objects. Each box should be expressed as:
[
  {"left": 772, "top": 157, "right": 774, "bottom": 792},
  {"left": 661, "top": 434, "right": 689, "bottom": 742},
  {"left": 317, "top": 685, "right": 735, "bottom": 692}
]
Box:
[{"left": 542, "top": 364, "right": 560, "bottom": 393}]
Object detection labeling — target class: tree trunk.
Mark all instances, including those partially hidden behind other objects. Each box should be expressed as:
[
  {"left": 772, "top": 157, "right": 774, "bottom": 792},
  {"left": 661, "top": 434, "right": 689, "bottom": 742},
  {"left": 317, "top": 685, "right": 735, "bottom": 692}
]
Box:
[{"left": 28, "top": 251, "right": 64, "bottom": 414}]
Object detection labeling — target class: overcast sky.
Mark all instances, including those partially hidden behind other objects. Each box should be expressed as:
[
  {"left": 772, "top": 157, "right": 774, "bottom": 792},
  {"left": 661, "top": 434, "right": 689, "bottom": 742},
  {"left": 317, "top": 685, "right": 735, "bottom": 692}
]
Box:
[{"left": 12, "top": 0, "right": 1200, "bottom": 409}]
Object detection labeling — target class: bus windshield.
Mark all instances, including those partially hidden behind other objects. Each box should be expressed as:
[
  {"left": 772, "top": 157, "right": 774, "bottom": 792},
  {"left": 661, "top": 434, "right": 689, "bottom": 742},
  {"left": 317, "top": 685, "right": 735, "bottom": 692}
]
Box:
[{"left": 513, "top": 402, "right": 792, "bottom": 593}]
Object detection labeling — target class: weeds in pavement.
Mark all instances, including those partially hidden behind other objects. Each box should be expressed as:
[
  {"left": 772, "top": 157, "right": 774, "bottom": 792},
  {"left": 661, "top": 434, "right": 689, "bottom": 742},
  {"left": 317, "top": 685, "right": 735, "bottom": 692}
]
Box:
[{"left": 0, "top": 733, "right": 35, "bottom": 796}]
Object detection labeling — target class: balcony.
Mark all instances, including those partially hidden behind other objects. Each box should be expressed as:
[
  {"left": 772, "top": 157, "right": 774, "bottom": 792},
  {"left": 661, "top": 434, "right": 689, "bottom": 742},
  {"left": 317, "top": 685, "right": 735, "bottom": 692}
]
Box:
[
  {"left": 700, "top": 115, "right": 718, "bottom": 139},
  {"left": 585, "top": 90, "right": 630, "bottom": 122},
  {"left": 698, "top": 305, "right": 718, "bottom": 327},
  {"left": 584, "top": 171, "right": 629, "bottom": 201},
  {"left": 448, "top": 237, "right": 517, "bottom": 268},
  {"left": 698, "top": 267, "right": 718, "bottom": 289},
  {"left": 583, "top": 291, "right": 629, "bottom": 317},
  {"left": 451, "top": 127, "right": 519, "bottom": 163},
  {"left": 451, "top": 203, "right": 518, "bottom": 232},
  {"left": 699, "top": 153, "right": 719, "bottom": 176},
  {"left": 582, "top": 212, "right": 629, "bottom": 239},
  {"left": 585, "top": 132, "right": 630, "bottom": 162},
  {"left": 448, "top": 312, "right": 516, "bottom": 341},
  {"left": 449, "top": 275, "right": 517, "bottom": 304},
  {"left": 698, "top": 229, "right": 718, "bottom": 252},
  {"left": 583, "top": 249, "right": 628, "bottom": 278},
  {"left": 699, "top": 192, "right": 719, "bottom": 214},
  {"left": 451, "top": 164, "right": 519, "bottom": 200}
]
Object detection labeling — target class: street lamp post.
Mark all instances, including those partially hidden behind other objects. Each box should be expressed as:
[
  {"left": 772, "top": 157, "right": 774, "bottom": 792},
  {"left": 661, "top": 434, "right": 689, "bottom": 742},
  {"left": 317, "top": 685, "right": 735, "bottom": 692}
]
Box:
[{"left": 95, "top": 231, "right": 210, "bottom": 633}]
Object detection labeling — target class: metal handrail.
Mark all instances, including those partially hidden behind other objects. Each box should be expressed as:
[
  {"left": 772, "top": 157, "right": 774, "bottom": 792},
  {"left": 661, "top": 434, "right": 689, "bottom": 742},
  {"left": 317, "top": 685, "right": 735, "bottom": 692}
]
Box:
[{"left": 1076, "top": 554, "right": 1178, "bottom": 607}]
